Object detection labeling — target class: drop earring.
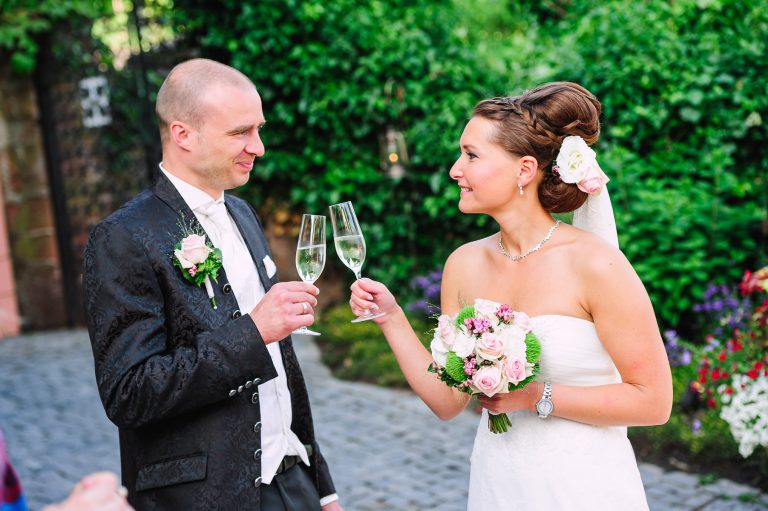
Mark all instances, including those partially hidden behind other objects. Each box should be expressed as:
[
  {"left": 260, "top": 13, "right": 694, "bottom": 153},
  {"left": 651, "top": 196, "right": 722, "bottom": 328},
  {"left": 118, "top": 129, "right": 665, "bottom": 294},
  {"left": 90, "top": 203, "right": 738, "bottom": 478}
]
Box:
[{"left": 518, "top": 181, "right": 524, "bottom": 196}]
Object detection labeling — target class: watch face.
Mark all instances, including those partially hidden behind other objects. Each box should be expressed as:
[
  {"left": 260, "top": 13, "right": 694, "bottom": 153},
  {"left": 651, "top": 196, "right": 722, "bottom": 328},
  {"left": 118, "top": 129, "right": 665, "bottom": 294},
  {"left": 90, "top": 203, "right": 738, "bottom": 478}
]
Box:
[{"left": 537, "top": 399, "right": 554, "bottom": 416}]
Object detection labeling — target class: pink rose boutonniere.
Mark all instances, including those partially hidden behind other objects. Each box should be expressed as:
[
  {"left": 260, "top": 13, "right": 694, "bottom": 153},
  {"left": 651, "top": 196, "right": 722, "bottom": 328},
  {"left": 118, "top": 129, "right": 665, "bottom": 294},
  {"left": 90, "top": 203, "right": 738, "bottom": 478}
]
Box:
[
  {"left": 172, "top": 219, "right": 223, "bottom": 309},
  {"left": 429, "top": 299, "right": 542, "bottom": 433}
]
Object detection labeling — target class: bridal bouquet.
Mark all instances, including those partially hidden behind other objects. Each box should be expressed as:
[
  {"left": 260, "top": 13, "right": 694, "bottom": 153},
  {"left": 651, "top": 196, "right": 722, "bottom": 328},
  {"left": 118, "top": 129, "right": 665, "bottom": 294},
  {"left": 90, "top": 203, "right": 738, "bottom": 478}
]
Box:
[{"left": 429, "top": 299, "right": 542, "bottom": 433}]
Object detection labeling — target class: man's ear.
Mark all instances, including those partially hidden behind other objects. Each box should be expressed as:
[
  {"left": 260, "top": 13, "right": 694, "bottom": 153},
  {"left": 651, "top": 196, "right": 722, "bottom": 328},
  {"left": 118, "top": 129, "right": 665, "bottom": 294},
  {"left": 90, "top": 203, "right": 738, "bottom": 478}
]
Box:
[
  {"left": 519, "top": 155, "right": 539, "bottom": 185},
  {"left": 169, "top": 121, "right": 194, "bottom": 151}
]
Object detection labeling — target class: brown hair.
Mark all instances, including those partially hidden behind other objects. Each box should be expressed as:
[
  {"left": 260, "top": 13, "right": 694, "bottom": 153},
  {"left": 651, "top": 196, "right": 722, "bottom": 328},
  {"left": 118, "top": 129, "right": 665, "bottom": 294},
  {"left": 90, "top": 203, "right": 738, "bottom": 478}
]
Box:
[{"left": 472, "top": 82, "right": 601, "bottom": 213}]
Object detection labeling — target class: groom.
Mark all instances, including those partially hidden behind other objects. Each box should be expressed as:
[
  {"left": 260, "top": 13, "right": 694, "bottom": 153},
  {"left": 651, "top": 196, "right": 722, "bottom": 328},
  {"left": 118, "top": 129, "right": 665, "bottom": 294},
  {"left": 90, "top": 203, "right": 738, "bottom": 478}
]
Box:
[{"left": 83, "top": 58, "right": 341, "bottom": 511}]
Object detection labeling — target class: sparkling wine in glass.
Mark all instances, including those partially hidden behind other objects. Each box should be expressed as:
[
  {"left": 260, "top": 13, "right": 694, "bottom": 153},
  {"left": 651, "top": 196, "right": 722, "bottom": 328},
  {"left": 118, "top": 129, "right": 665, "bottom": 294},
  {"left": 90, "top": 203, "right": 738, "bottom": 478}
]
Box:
[
  {"left": 293, "top": 214, "right": 326, "bottom": 336},
  {"left": 329, "top": 201, "right": 385, "bottom": 323}
]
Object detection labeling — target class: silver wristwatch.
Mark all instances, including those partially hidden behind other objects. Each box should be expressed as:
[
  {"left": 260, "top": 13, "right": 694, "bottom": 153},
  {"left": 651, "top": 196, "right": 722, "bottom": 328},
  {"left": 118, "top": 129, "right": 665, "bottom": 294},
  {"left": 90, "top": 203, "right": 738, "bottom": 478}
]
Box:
[{"left": 535, "top": 382, "right": 554, "bottom": 419}]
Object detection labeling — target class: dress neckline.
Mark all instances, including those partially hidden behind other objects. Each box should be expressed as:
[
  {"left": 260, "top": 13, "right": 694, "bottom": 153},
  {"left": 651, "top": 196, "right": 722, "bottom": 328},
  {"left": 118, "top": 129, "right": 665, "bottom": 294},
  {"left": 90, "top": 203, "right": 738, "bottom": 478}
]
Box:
[{"left": 530, "top": 314, "right": 594, "bottom": 325}]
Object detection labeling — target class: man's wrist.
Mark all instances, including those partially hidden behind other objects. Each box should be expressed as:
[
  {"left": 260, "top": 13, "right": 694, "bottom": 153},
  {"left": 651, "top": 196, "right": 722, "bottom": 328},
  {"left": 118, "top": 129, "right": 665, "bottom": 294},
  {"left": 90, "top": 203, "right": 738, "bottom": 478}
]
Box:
[{"left": 320, "top": 493, "right": 339, "bottom": 506}]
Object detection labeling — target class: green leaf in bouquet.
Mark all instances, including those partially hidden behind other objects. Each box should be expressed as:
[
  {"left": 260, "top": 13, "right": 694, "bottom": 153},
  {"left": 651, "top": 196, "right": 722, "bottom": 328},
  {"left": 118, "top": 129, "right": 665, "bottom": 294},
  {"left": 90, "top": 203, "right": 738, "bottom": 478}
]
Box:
[
  {"left": 525, "top": 332, "right": 541, "bottom": 363},
  {"left": 455, "top": 306, "right": 476, "bottom": 328},
  {"left": 444, "top": 351, "right": 468, "bottom": 382}
]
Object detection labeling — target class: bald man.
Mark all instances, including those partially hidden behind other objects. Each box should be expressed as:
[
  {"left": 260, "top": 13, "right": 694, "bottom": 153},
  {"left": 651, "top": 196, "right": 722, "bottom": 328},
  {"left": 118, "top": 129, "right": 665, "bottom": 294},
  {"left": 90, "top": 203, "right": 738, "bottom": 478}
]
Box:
[{"left": 84, "top": 59, "right": 341, "bottom": 511}]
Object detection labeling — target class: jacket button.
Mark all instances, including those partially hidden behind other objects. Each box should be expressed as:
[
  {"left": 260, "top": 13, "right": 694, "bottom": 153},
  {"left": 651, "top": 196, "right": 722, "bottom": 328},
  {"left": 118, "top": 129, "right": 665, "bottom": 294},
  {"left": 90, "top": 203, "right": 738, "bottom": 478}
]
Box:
[
  {"left": 253, "top": 449, "right": 262, "bottom": 461},
  {"left": 237, "top": 385, "right": 244, "bottom": 393},
  {"left": 252, "top": 378, "right": 261, "bottom": 385},
  {"left": 245, "top": 380, "right": 252, "bottom": 389},
  {"left": 254, "top": 477, "right": 262, "bottom": 488},
  {"left": 222, "top": 283, "right": 232, "bottom": 294},
  {"left": 251, "top": 392, "right": 259, "bottom": 404},
  {"left": 228, "top": 390, "right": 236, "bottom": 397},
  {"left": 253, "top": 422, "right": 262, "bottom": 433},
  {"left": 232, "top": 310, "right": 242, "bottom": 319}
]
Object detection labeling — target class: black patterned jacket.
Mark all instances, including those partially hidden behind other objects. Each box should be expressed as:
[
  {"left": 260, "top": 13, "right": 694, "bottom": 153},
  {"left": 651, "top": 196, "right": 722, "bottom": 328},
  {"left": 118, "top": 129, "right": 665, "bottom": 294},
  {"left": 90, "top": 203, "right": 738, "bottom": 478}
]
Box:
[{"left": 83, "top": 173, "right": 335, "bottom": 510}]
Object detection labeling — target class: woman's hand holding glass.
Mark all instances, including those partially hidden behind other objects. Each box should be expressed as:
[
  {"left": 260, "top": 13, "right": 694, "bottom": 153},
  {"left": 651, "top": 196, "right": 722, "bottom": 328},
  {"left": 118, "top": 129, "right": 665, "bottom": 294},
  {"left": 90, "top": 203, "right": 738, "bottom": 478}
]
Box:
[
  {"left": 329, "top": 201, "right": 385, "bottom": 322},
  {"left": 349, "top": 278, "right": 397, "bottom": 324}
]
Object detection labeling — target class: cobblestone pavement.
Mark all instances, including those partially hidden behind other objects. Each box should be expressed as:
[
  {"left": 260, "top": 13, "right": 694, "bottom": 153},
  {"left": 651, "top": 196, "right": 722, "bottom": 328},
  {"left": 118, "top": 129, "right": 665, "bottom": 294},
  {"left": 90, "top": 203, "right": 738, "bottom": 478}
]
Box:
[{"left": 0, "top": 329, "right": 766, "bottom": 511}]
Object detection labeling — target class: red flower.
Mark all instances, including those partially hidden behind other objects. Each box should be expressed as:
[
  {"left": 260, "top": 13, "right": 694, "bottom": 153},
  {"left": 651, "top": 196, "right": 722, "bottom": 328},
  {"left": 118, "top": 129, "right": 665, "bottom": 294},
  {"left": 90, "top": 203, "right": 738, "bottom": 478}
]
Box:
[
  {"left": 724, "top": 387, "right": 733, "bottom": 395},
  {"left": 706, "top": 397, "right": 716, "bottom": 409},
  {"left": 711, "top": 368, "right": 721, "bottom": 380},
  {"left": 718, "top": 351, "right": 727, "bottom": 362},
  {"left": 756, "top": 361, "right": 764, "bottom": 370},
  {"left": 747, "top": 368, "right": 760, "bottom": 379}
]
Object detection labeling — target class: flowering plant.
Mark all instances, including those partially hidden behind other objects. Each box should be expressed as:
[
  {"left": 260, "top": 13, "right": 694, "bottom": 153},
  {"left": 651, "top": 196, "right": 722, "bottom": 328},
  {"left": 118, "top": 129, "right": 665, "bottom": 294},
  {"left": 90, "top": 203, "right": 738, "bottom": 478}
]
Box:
[
  {"left": 171, "top": 218, "right": 223, "bottom": 309},
  {"left": 553, "top": 135, "right": 609, "bottom": 195},
  {"left": 693, "top": 266, "right": 768, "bottom": 457},
  {"left": 406, "top": 268, "right": 442, "bottom": 316},
  {"left": 428, "top": 298, "right": 542, "bottom": 433}
]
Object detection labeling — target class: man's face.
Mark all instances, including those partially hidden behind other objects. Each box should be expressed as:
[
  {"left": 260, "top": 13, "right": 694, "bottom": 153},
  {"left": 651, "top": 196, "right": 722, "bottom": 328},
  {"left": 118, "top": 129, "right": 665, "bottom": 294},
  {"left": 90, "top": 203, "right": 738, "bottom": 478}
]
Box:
[{"left": 189, "top": 83, "right": 266, "bottom": 195}]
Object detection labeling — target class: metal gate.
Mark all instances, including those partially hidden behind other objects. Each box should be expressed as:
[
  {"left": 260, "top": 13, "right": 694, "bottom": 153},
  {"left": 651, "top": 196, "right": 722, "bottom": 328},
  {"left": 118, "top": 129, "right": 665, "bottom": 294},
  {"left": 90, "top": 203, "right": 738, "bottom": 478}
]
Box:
[{"left": 35, "top": 6, "right": 163, "bottom": 326}]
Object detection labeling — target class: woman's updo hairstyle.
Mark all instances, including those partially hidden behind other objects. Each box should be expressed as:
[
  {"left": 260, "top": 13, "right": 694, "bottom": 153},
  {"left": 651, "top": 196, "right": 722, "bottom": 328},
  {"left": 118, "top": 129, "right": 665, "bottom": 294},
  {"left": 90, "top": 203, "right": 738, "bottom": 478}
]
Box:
[{"left": 472, "top": 82, "right": 601, "bottom": 213}]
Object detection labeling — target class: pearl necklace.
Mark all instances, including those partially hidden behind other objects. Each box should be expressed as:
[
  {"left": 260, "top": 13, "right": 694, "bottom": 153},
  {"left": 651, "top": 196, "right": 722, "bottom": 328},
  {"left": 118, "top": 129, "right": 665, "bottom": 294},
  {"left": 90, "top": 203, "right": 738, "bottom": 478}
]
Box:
[{"left": 498, "top": 220, "right": 562, "bottom": 262}]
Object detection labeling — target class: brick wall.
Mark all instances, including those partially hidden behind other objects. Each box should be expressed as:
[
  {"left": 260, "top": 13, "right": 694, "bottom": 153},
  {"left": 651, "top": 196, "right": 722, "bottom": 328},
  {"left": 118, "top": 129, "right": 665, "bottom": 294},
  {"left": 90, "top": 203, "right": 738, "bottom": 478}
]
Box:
[
  {"left": 0, "top": 175, "right": 20, "bottom": 337},
  {"left": 0, "top": 63, "right": 67, "bottom": 331}
]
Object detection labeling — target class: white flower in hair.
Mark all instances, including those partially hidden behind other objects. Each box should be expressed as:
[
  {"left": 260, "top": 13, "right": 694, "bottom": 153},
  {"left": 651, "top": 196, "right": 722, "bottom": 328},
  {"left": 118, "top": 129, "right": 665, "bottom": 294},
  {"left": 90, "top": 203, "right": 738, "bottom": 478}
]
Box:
[
  {"left": 554, "top": 135, "right": 609, "bottom": 195},
  {"left": 555, "top": 136, "right": 596, "bottom": 182}
]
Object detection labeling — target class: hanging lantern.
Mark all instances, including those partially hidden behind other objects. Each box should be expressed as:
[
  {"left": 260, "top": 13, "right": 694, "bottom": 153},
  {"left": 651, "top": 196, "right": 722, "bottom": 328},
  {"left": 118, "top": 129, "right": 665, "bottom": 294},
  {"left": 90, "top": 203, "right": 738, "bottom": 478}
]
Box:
[{"left": 379, "top": 126, "right": 409, "bottom": 180}]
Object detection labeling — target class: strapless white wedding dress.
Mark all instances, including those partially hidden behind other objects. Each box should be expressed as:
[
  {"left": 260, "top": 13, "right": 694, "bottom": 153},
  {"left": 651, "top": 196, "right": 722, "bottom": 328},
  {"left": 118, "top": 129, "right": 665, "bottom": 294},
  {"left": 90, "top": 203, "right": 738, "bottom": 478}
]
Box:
[{"left": 467, "top": 315, "right": 649, "bottom": 511}]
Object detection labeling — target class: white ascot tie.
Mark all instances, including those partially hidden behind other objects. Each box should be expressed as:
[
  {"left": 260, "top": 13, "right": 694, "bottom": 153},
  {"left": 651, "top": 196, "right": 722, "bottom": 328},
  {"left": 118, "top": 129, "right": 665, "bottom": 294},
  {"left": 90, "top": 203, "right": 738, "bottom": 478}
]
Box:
[{"left": 195, "top": 199, "right": 258, "bottom": 303}]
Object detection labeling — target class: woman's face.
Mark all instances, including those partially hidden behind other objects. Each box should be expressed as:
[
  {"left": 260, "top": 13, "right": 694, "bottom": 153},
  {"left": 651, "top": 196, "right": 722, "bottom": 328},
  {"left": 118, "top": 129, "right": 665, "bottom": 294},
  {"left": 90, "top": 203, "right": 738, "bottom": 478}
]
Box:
[{"left": 449, "top": 116, "right": 521, "bottom": 215}]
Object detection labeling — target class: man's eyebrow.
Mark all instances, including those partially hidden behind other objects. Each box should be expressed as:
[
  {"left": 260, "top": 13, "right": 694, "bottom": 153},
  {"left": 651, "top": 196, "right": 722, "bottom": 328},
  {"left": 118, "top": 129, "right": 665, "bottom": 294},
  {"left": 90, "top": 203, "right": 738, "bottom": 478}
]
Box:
[{"left": 225, "top": 121, "right": 266, "bottom": 135}]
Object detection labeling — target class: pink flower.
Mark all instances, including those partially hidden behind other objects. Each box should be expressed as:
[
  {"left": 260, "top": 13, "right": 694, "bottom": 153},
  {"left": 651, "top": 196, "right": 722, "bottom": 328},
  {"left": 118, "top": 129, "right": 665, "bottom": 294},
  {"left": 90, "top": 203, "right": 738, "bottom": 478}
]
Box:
[
  {"left": 576, "top": 163, "right": 610, "bottom": 195},
  {"left": 473, "top": 365, "right": 506, "bottom": 397},
  {"left": 503, "top": 357, "right": 527, "bottom": 385},
  {"left": 435, "top": 314, "right": 457, "bottom": 348},
  {"left": 496, "top": 305, "right": 514, "bottom": 323},
  {"left": 465, "top": 317, "right": 491, "bottom": 334},
  {"left": 464, "top": 357, "right": 477, "bottom": 376},
  {"left": 188, "top": 266, "right": 198, "bottom": 277},
  {"left": 175, "top": 234, "right": 212, "bottom": 267},
  {"left": 477, "top": 332, "right": 505, "bottom": 361},
  {"left": 512, "top": 311, "right": 531, "bottom": 332}
]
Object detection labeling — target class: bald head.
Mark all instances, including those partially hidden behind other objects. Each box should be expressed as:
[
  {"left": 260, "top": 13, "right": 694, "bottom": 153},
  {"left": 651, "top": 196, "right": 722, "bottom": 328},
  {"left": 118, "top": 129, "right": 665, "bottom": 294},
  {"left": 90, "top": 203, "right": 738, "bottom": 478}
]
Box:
[{"left": 155, "top": 58, "right": 257, "bottom": 144}]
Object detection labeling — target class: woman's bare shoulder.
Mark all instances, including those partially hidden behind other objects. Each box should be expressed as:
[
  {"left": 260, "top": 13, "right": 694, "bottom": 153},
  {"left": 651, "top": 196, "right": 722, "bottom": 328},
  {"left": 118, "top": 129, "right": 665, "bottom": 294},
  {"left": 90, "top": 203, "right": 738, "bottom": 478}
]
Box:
[{"left": 445, "top": 234, "right": 496, "bottom": 268}]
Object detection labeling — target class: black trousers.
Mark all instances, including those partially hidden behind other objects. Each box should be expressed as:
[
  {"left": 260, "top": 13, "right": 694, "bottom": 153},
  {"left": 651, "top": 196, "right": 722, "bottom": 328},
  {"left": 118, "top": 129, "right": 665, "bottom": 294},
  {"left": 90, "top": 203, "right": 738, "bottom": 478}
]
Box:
[{"left": 260, "top": 464, "right": 322, "bottom": 511}]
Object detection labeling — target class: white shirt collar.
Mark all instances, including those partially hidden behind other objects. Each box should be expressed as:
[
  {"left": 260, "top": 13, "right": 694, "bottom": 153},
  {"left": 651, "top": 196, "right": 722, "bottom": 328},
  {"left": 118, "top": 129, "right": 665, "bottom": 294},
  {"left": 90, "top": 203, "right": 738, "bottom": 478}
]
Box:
[{"left": 159, "top": 162, "right": 224, "bottom": 210}]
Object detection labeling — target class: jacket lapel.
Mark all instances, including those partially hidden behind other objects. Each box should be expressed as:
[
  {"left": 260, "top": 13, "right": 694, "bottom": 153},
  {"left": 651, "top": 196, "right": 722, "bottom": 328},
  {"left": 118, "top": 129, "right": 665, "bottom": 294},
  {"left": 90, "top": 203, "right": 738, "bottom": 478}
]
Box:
[
  {"left": 225, "top": 197, "right": 275, "bottom": 292},
  {"left": 151, "top": 173, "right": 238, "bottom": 317}
]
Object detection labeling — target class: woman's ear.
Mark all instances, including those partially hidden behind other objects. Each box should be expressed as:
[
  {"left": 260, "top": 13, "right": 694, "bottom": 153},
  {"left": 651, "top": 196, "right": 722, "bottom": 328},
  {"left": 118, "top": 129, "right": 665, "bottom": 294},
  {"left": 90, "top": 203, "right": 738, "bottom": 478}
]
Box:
[{"left": 518, "top": 155, "right": 539, "bottom": 185}]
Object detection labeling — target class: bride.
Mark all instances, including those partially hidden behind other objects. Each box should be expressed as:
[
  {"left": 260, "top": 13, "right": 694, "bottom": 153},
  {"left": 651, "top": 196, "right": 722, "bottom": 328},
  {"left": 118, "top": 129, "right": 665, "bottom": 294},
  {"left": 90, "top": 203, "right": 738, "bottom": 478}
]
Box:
[{"left": 349, "top": 82, "right": 672, "bottom": 510}]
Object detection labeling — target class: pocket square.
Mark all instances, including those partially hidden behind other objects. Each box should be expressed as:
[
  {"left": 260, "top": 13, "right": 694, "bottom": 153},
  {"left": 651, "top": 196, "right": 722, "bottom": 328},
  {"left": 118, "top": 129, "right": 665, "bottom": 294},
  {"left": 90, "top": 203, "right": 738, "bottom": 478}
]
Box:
[{"left": 263, "top": 255, "right": 277, "bottom": 278}]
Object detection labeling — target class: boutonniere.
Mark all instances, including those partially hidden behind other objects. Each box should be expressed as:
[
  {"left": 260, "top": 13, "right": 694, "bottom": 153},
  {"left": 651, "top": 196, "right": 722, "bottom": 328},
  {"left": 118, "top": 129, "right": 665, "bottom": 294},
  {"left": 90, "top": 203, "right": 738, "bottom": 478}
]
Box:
[{"left": 171, "top": 218, "right": 223, "bottom": 309}]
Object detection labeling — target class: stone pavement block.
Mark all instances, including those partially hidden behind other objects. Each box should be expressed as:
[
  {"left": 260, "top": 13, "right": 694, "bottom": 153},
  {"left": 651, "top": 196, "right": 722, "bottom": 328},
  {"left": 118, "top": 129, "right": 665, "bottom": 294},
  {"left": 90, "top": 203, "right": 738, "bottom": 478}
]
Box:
[
  {"left": 639, "top": 462, "right": 666, "bottom": 486},
  {"left": 683, "top": 492, "right": 718, "bottom": 508},
  {"left": 712, "top": 479, "right": 767, "bottom": 499}
]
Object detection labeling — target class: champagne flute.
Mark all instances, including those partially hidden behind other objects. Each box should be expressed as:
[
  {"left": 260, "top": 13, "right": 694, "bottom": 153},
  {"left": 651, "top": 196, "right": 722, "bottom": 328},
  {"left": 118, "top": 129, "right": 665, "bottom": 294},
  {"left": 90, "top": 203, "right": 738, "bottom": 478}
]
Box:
[
  {"left": 293, "top": 214, "right": 326, "bottom": 336},
  {"left": 329, "top": 201, "right": 385, "bottom": 323}
]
